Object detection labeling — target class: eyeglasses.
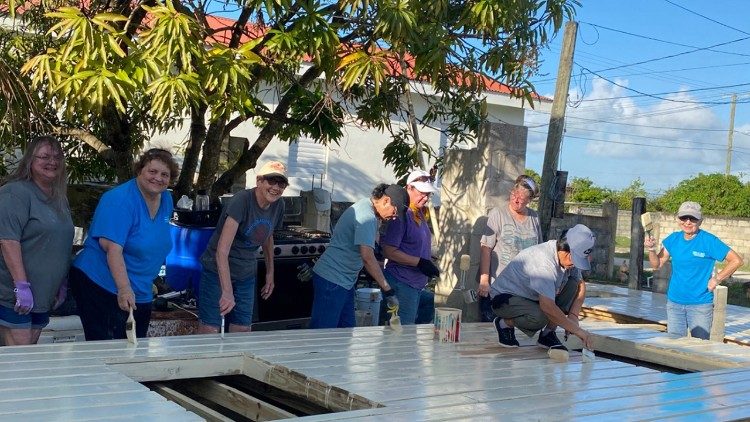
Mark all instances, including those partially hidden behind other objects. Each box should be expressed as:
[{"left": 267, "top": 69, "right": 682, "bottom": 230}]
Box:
[
  {"left": 679, "top": 216, "right": 699, "bottom": 223},
  {"left": 264, "top": 176, "right": 288, "bottom": 189},
  {"left": 145, "top": 148, "right": 173, "bottom": 157},
  {"left": 34, "top": 154, "right": 63, "bottom": 162}
]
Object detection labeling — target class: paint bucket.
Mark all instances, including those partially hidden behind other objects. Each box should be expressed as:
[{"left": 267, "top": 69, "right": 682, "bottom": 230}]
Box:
[
  {"left": 434, "top": 307, "right": 462, "bottom": 342},
  {"left": 355, "top": 288, "right": 382, "bottom": 326}
]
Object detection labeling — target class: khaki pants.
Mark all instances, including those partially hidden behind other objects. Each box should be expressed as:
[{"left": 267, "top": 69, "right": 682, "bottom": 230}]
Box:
[{"left": 491, "top": 279, "right": 581, "bottom": 338}]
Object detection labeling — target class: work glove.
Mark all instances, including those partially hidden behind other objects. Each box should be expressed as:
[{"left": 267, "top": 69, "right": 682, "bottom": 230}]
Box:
[
  {"left": 53, "top": 278, "right": 68, "bottom": 310},
  {"left": 382, "top": 288, "right": 399, "bottom": 310},
  {"left": 417, "top": 258, "right": 440, "bottom": 278},
  {"left": 13, "top": 280, "right": 34, "bottom": 314}
]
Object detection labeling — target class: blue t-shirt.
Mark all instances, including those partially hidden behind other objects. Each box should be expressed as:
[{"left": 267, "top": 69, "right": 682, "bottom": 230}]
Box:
[
  {"left": 313, "top": 198, "right": 378, "bottom": 290},
  {"left": 74, "top": 179, "right": 173, "bottom": 303},
  {"left": 663, "top": 229, "right": 730, "bottom": 305},
  {"left": 382, "top": 207, "right": 432, "bottom": 289}
]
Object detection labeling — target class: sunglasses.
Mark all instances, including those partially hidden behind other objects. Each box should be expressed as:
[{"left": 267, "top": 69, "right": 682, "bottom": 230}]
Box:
[
  {"left": 679, "top": 216, "right": 699, "bottom": 223},
  {"left": 264, "top": 176, "right": 288, "bottom": 189}
]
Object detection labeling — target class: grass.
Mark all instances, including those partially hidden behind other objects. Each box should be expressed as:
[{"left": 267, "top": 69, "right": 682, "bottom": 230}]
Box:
[{"left": 728, "top": 281, "right": 750, "bottom": 308}]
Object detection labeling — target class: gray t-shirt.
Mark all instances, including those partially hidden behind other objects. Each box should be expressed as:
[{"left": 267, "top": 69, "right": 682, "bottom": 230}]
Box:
[
  {"left": 489, "top": 240, "right": 580, "bottom": 301},
  {"left": 0, "top": 180, "right": 74, "bottom": 312},
  {"left": 201, "top": 188, "right": 284, "bottom": 280},
  {"left": 480, "top": 206, "right": 542, "bottom": 282}
]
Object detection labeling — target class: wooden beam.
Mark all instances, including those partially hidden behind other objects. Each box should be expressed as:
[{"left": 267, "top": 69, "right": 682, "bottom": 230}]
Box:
[
  {"left": 181, "top": 379, "right": 296, "bottom": 421},
  {"left": 152, "top": 383, "right": 234, "bottom": 422},
  {"left": 711, "top": 285, "right": 728, "bottom": 342}
]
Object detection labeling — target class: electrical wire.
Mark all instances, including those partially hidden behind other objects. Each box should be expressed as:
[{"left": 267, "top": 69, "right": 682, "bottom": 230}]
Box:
[{"left": 663, "top": 0, "right": 750, "bottom": 36}]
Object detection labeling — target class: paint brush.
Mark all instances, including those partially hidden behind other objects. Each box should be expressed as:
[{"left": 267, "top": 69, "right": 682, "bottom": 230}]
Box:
[
  {"left": 582, "top": 348, "right": 595, "bottom": 363},
  {"left": 641, "top": 212, "right": 653, "bottom": 238},
  {"left": 388, "top": 304, "right": 402, "bottom": 332},
  {"left": 126, "top": 307, "right": 137, "bottom": 346},
  {"left": 220, "top": 316, "right": 225, "bottom": 339}
]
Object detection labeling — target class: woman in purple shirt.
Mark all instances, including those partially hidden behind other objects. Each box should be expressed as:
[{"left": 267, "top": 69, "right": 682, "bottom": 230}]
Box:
[{"left": 380, "top": 169, "right": 441, "bottom": 324}]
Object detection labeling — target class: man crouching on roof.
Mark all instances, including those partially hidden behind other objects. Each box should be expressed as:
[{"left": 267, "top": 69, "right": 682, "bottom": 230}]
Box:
[
  {"left": 489, "top": 224, "right": 596, "bottom": 351},
  {"left": 309, "top": 184, "right": 408, "bottom": 329}
]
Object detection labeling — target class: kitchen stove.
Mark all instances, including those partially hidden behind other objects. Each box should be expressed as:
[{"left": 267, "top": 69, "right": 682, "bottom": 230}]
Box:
[{"left": 254, "top": 225, "right": 331, "bottom": 328}]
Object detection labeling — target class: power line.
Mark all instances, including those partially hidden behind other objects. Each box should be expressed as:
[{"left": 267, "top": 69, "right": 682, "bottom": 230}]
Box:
[
  {"left": 573, "top": 82, "right": 750, "bottom": 103},
  {"left": 663, "top": 0, "right": 750, "bottom": 36},
  {"left": 574, "top": 65, "right": 750, "bottom": 105},
  {"left": 580, "top": 21, "right": 750, "bottom": 57},
  {"left": 591, "top": 36, "right": 750, "bottom": 73}
]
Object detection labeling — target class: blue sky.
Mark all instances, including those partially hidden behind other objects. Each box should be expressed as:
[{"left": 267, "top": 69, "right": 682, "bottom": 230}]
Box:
[{"left": 524, "top": 0, "right": 750, "bottom": 195}]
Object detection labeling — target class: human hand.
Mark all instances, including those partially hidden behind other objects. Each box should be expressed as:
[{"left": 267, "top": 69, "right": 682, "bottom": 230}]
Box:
[
  {"left": 417, "top": 258, "right": 440, "bottom": 278},
  {"left": 478, "top": 275, "right": 490, "bottom": 297},
  {"left": 116, "top": 287, "right": 136, "bottom": 312},
  {"left": 707, "top": 276, "right": 719, "bottom": 292},
  {"left": 13, "top": 280, "right": 34, "bottom": 314},
  {"left": 219, "top": 289, "right": 235, "bottom": 316},
  {"left": 644, "top": 236, "right": 657, "bottom": 251},
  {"left": 577, "top": 329, "right": 594, "bottom": 351},
  {"left": 53, "top": 278, "right": 68, "bottom": 310},
  {"left": 383, "top": 288, "right": 399, "bottom": 310},
  {"left": 261, "top": 274, "right": 274, "bottom": 300}
]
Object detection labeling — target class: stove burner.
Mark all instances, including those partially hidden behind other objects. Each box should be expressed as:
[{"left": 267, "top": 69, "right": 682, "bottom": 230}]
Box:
[{"left": 259, "top": 226, "right": 331, "bottom": 258}]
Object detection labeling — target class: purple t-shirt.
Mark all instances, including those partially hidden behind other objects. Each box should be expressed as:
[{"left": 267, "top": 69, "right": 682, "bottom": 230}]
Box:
[{"left": 382, "top": 208, "right": 432, "bottom": 289}]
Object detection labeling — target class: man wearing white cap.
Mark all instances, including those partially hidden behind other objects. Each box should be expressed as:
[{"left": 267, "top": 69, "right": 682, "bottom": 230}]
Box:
[
  {"left": 489, "top": 224, "right": 596, "bottom": 351},
  {"left": 645, "top": 201, "right": 743, "bottom": 339},
  {"left": 380, "top": 169, "right": 440, "bottom": 324}
]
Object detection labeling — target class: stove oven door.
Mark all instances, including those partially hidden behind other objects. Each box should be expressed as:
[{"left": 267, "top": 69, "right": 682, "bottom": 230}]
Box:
[{"left": 253, "top": 257, "right": 316, "bottom": 330}]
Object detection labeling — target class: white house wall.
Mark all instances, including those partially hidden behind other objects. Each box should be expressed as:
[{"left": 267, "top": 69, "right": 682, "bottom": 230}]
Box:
[{"left": 149, "top": 83, "right": 534, "bottom": 203}]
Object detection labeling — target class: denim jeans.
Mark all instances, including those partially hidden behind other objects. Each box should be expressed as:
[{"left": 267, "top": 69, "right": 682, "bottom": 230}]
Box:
[
  {"left": 309, "top": 273, "right": 356, "bottom": 329},
  {"left": 667, "top": 300, "right": 713, "bottom": 340},
  {"left": 197, "top": 269, "right": 256, "bottom": 328},
  {"left": 384, "top": 273, "right": 420, "bottom": 325}
]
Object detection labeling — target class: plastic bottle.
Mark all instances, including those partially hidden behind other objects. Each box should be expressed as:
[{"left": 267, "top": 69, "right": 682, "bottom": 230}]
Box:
[{"left": 195, "top": 189, "right": 210, "bottom": 211}]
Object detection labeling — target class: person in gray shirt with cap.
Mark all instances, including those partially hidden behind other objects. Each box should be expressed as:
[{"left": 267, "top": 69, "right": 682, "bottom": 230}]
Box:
[{"left": 489, "top": 224, "right": 596, "bottom": 351}]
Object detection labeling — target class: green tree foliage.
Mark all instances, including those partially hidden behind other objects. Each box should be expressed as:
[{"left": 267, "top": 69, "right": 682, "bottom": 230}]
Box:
[
  {"left": 612, "top": 178, "right": 647, "bottom": 211},
  {"left": 2, "top": 0, "right": 579, "bottom": 196},
  {"left": 568, "top": 177, "right": 613, "bottom": 204},
  {"left": 651, "top": 173, "right": 750, "bottom": 218}
]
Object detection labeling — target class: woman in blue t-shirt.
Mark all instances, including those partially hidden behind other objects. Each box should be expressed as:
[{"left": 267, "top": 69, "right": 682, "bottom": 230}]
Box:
[
  {"left": 645, "top": 201, "right": 743, "bottom": 339},
  {"left": 70, "top": 149, "right": 178, "bottom": 341}
]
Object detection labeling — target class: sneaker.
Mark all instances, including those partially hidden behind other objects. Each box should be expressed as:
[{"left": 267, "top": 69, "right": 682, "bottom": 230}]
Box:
[
  {"left": 494, "top": 317, "right": 519, "bottom": 348},
  {"left": 537, "top": 330, "right": 568, "bottom": 351}
]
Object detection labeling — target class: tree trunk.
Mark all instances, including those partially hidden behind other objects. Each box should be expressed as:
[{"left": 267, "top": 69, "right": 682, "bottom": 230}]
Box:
[
  {"left": 212, "top": 67, "right": 324, "bottom": 196},
  {"left": 175, "top": 104, "right": 208, "bottom": 198},
  {"left": 100, "top": 103, "right": 133, "bottom": 183},
  {"left": 196, "top": 117, "right": 227, "bottom": 192}
]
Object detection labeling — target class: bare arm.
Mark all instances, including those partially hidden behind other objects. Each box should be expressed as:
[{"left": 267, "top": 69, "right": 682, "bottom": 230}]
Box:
[
  {"left": 478, "top": 244, "right": 492, "bottom": 297},
  {"left": 259, "top": 233, "right": 275, "bottom": 299},
  {"left": 539, "top": 288, "right": 592, "bottom": 350},
  {"left": 381, "top": 245, "right": 419, "bottom": 267},
  {"left": 360, "top": 245, "right": 391, "bottom": 292},
  {"left": 0, "top": 240, "right": 27, "bottom": 282},
  {"left": 645, "top": 236, "right": 670, "bottom": 270},
  {"left": 98, "top": 238, "right": 134, "bottom": 311},
  {"left": 215, "top": 216, "right": 240, "bottom": 315},
  {"left": 709, "top": 250, "right": 744, "bottom": 291}
]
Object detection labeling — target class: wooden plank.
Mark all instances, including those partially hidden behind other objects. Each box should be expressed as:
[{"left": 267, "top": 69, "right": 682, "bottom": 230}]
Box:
[
  {"left": 710, "top": 285, "right": 727, "bottom": 341},
  {"left": 181, "top": 379, "right": 296, "bottom": 420},
  {"left": 152, "top": 383, "right": 234, "bottom": 422}
]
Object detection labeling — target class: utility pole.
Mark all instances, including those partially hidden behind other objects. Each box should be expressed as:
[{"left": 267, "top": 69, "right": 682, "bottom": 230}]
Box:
[
  {"left": 725, "top": 93, "right": 737, "bottom": 175},
  {"left": 539, "top": 21, "right": 578, "bottom": 240}
]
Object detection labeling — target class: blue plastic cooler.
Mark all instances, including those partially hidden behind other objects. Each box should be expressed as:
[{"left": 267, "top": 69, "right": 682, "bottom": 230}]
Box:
[{"left": 165, "top": 221, "right": 215, "bottom": 295}]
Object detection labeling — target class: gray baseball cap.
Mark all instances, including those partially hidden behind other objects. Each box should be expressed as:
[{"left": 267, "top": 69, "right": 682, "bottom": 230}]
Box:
[
  {"left": 566, "top": 224, "right": 596, "bottom": 270},
  {"left": 677, "top": 201, "right": 702, "bottom": 220}
]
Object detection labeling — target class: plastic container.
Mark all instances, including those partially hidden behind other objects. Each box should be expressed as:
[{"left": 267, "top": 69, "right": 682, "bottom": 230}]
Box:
[
  {"left": 355, "top": 288, "right": 382, "bottom": 326},
  {"left": 165, "top": 222, "right": 215, "bottom": 295},
  {"left": 195, "top": 189, "right": 210, "bottom": 211}
]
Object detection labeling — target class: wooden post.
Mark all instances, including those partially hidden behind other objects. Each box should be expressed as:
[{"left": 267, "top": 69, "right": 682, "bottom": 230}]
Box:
[
  {"left": 539, "top": 21, "right": 578, "bottom": 240},
  {"left": 710, "top": 285, "right": 728, "bottom": 342},
  {"left": 629, "top": 197, "right": 646, "bottom": 290}
]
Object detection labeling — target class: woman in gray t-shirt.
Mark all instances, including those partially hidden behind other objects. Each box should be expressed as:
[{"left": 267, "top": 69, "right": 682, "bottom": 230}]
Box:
[
  {"left": 477, "top": 175, "right": 541, "bottom": 322},
  {"left": 0, "top": 136, "right": 74, "bottom": 345}
]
